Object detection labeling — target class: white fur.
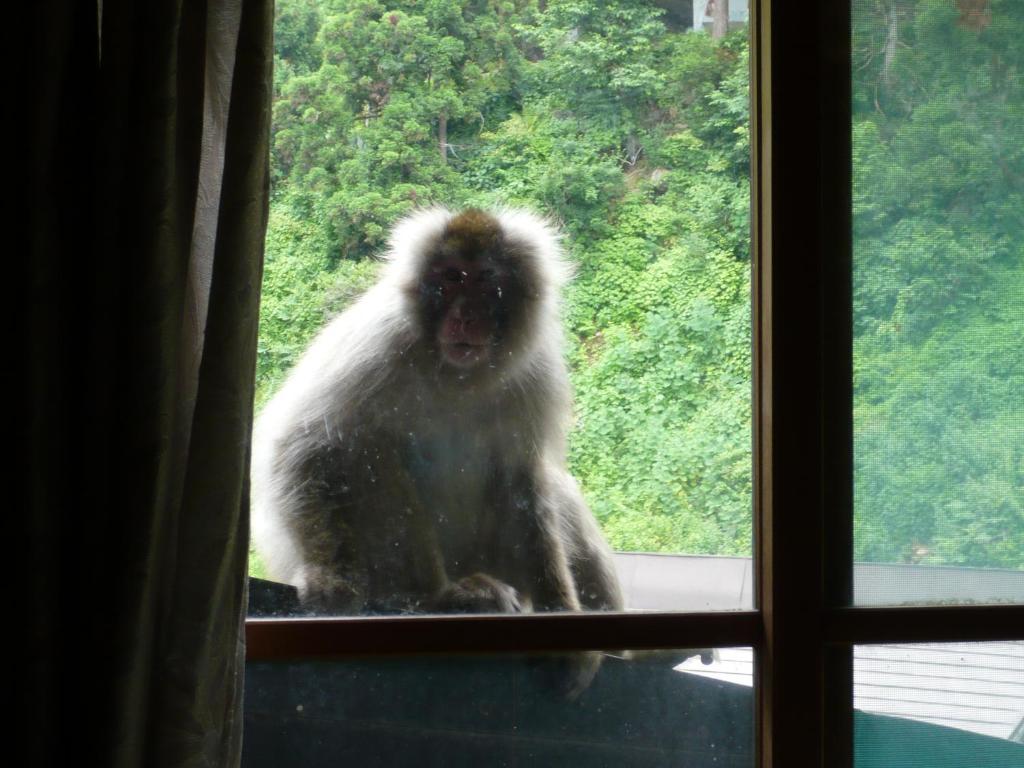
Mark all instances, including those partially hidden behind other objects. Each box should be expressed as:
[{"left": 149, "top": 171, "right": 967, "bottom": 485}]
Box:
[{"left": 249, "top": 207, "right": 616, "bottom": 618}]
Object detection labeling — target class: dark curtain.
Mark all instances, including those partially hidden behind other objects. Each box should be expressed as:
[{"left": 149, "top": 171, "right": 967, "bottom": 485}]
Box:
[{"left": 21, "top": 1, "right": 272, "bottom": 766}]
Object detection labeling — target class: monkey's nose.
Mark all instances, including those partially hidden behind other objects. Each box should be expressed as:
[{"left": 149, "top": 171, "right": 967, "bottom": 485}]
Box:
[{"left": 452, "top": 306, "right": 478, "bottom": 326}]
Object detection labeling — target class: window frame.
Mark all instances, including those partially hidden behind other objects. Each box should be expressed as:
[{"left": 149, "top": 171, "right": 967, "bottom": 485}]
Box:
[{"left": 245, "top": 3, "right": 1024, "bottom": 766}]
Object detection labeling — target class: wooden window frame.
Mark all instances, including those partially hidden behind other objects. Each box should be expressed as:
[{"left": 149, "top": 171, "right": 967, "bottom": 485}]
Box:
[{"left": 246, "top": 3, "right": 1024, "bottom": 766}]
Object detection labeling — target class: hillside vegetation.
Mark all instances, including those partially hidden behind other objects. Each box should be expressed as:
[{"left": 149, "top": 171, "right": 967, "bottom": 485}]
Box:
[{"left": 257, "top": 0, "right": 1023, "bottom": 569}]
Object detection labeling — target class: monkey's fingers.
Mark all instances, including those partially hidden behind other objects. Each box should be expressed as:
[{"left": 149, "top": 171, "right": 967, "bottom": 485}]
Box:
[
  {"left": 432, "top": 573, "right": 524, "bottom": 614},
  {"left": 295, "top": 566, "right": 361, "bottom": 614}
]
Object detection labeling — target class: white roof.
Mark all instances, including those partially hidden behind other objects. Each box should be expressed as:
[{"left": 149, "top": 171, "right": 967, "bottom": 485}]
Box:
[
  {"left": 613, "top": 554, "right": 1024, "bottom": 743},
  {"left": 675, "top": 643, "right": 1024, "bottom": 742}
]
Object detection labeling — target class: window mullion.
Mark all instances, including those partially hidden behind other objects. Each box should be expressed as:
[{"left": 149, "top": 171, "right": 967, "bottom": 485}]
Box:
[
  {"left": 753, "top": 2, "right": 853, "bottom": 767},
  {"left": 824, "top": 605, "right": 1024, "bottom": 645}
]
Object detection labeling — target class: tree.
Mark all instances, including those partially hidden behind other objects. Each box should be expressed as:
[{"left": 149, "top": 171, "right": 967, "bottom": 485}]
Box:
[
  {"left": 710, "top": 0, "right": 729, "bottom": 39},
  {"left": 852, "top": 0, "right": 1024, "bottom": 568}
]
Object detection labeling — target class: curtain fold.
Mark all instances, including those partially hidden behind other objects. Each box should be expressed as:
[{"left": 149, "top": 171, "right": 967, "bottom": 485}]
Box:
[{"left": 23, "top": 2, "right": 272, "bottom": 766}]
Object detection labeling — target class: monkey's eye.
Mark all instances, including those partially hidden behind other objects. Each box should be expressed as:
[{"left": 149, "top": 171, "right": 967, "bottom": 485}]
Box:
[{"left": 442, "top": 267, "right": 466, "bottom": 284}]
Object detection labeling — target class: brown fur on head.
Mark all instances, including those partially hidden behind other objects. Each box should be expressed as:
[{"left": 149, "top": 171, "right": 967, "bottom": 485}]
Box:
[{"left": 439, "top": 208, "right": 503, "bottom": 259}]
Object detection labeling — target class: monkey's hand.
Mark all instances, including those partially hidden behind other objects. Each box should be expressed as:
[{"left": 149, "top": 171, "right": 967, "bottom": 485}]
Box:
[
  {"left": 295, "top": 565, "right": 361, "bottom": 614},
  {"left": 432, "top": 573, "right": 525, "bottom": 614}
]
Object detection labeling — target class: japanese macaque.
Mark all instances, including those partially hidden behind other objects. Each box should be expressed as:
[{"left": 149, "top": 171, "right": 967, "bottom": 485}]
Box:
[{"left": 250, "top": 208, "right": 624, "bottom": 691}]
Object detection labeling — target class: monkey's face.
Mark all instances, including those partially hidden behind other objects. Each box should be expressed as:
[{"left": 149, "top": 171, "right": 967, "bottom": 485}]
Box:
[
  {"left": 422, "top": 257, "right": 512, "bottom": 370},
  {"left": 409, "top": 209, "right": 542, "bottom": 378}
]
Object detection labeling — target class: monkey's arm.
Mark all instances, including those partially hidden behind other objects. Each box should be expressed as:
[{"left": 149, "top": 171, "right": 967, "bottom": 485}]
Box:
[
  {"left": 554, "top": 472, "right": 625, "bottom": 612},
  {"left": 268, "top": 443, "right": 369, "bottom": 612},
  {"left": 491, "top": 466, "right": 584, "bottom": 613},
  {"left": 254, "top": 432, "right": 445, "bottom": 613}
]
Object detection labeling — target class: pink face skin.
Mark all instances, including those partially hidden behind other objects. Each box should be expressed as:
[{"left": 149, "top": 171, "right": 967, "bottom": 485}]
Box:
[{"left": 428, "top": 259, "right": 504, "bottom": 370}]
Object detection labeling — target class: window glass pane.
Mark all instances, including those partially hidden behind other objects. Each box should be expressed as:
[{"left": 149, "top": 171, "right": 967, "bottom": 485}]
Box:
[
  {"left": 251, "top": 1, "right": 753, "bottom": 616},
  {"left": 852, "top": 1, "right": 1024, "bottom": 605},
  {"left": 243, "top": 647, "right": 754, "bottom": 767},
  {"left": 854, "top": 642, "right": 1024, "bottom": 766}
]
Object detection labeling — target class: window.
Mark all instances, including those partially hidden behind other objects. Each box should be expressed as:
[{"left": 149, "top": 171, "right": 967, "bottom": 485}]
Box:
[
  {"left": 254, "top": 0, "right": 755, "bottom": 616},
  {"left": 851, "top": 0, "right": 1024, "bottom": 608},
  {"left": 245, "top": 3, "right": 1024, "bottom": 767}
]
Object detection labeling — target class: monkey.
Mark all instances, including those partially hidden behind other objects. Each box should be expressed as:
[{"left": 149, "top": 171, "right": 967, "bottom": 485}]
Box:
[{"left": 250, "top": 208, "right": 624, "bottom": 692}]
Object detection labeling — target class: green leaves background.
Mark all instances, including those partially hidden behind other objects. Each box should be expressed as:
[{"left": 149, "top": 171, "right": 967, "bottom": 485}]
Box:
[{"left": 258, "top": 0, "right": 1023, "bottom": 569}]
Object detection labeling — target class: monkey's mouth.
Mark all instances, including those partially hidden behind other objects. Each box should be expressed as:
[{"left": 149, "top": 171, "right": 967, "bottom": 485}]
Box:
[{"left": 441, "top": 341, "right": 490, "bottom": 368}]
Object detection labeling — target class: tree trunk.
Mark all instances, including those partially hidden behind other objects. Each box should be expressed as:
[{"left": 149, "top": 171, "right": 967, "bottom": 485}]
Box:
[
  {"left": 957, "top": 0, "right": 991, "bottom": 31},
  {"left": 438, "top": 112, "right": 448, "bottom": 165},
  {"left": 882, "top": 5, "right": 898, "bottom": 86},
  {"left": 711, "top": 0, "right": 729, "bottom": 40}
]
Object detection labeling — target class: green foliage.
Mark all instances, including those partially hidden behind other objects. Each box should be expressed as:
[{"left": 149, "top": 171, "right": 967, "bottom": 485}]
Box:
[
  {"left": 263, "top": 0, "right": 754, "bottom": 560},
  {"left": 270, "top": 0, "right": 535, "bottom": 258},
  {"left": 852, "top": 0, "right": 1024, "bottom": 568},
  {"left": 461, "top": 106, "right": 625, "bottom": 239},
  {"left": 259, "top": 1, "right": 1024, "bottom": 570},
  {"left": 522, "top": 0, "right": 666, "bottom": 132},
  {"left": 854, "top": 262, "right": 1024, "bottom": 569},
  {"left": 257, "top": 197, "right": 380, "bottom": 408},
  {"left": 567, "top": 225, "right": 752, "bottom": 555}
]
